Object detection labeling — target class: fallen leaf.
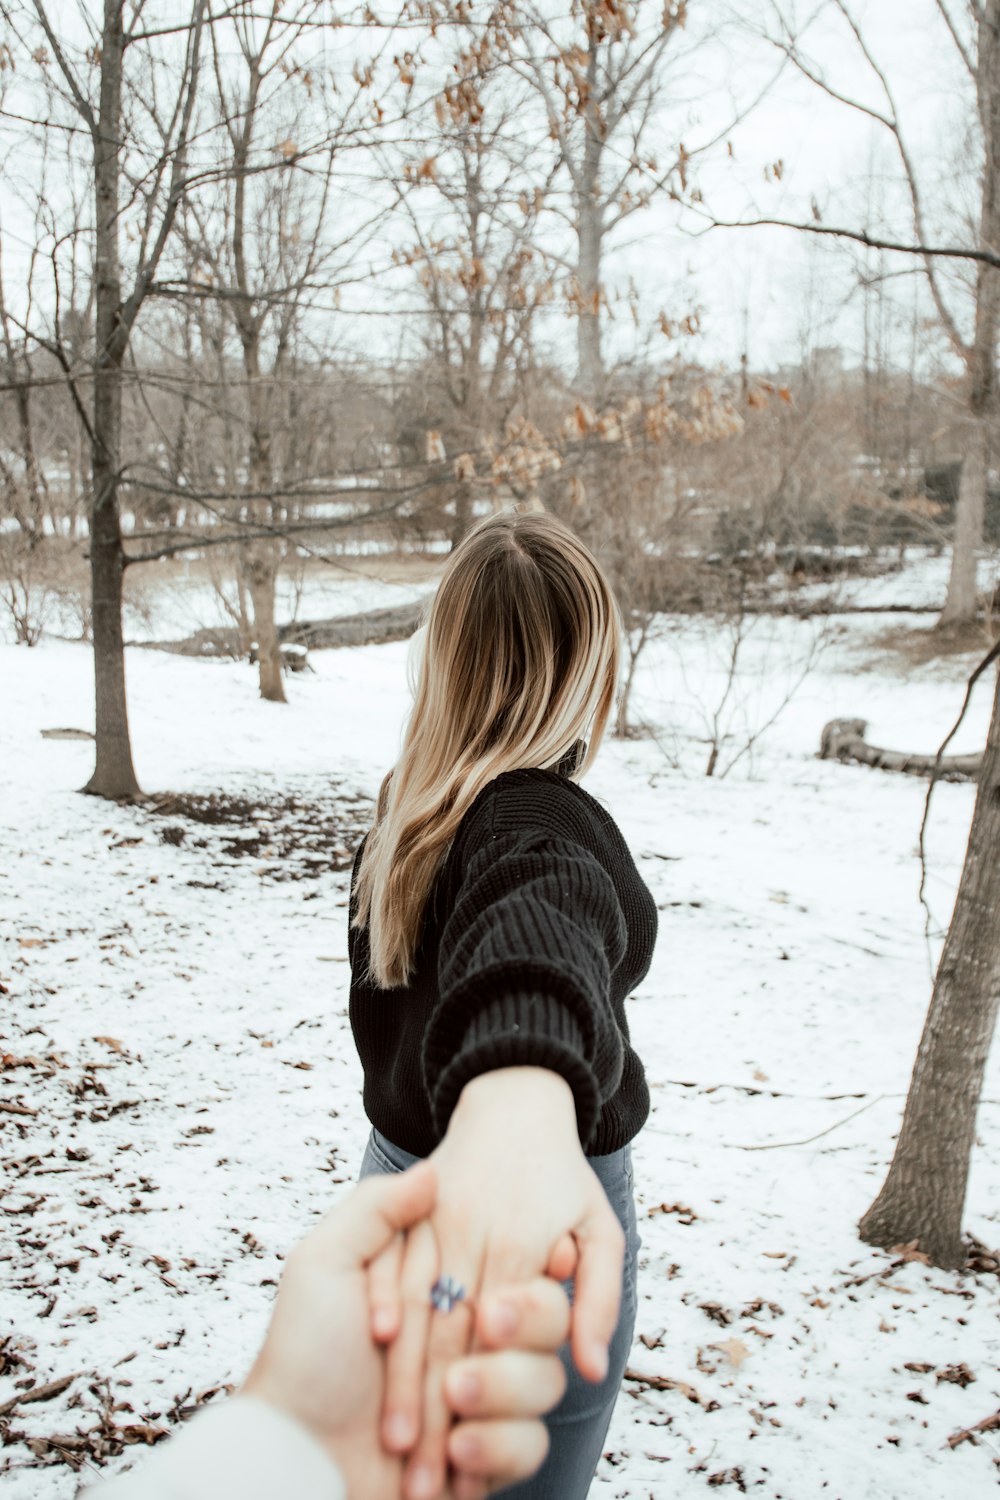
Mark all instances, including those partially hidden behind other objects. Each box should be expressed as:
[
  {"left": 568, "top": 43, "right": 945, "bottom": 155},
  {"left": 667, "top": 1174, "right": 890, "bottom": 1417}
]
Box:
[
  {"left": 710, "top": 1338, "right": 750, "bottom": 1369},
  {"left": 889, "top": 1240, "right": 931, "bottom": 1266},
  {"left": 647, "top": 1202, "right": 697, "bottom": 1225},
  {"left": 93, "top": 1036, "right": 126, "bottom": 1054},
  {"left": 624, "top": 1367, "right": 718, "bottom": 1410}
]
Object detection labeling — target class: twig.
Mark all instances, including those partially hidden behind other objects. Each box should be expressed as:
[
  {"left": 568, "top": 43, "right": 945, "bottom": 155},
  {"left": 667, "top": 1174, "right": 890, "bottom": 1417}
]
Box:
[
  {"left": 653, "top": 1079, "right": 872, "bottom": 1100},
  {"left": 947, "top": 1408, "right": 1000, "bottom": 1449},
  {"left": 691, "top": 214, "right": 1000, "bottom": 269},
  {"left": 624, "top": 1367, "right": 717, "bottom": 1410},
  {"left": 918, "top": 640, "right": 1000, "bottom": 954},
  {"left": 0, "top": 1372, "right": 80, "bottom": 1418},
  {"left": 722, "top": 1095, "right": 885, "bottom": 1151}
]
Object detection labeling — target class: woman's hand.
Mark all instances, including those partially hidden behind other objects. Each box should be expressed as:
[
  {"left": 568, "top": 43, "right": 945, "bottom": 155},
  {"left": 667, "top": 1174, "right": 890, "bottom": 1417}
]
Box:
[
  {"left": 371, "top": 1067, "right": 625, "bottom": 1500},
  {"left": 244, "top": 1162, "right": 573, "bottom": 1500}
]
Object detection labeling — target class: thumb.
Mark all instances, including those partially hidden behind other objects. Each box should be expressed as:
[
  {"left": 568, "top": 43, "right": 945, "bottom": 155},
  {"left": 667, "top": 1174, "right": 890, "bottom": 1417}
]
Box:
[
  {"left": 570, "top": 1201, "right": 625, "bottom": 1384},
  {"left": 312, "top": 1161, "right": 437, "bottom": 1271}
]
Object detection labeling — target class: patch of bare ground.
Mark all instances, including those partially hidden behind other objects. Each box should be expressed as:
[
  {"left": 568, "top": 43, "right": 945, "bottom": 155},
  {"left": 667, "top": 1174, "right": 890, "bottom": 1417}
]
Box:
[
  {"left": 862, "top": 618, "right": 996, "bottom": 674},
  {"left": 139, "top": 784, "right": 372, "bottom": 882}
]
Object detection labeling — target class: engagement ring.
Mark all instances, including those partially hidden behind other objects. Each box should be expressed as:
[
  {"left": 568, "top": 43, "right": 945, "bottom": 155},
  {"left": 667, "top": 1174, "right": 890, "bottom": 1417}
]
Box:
[{"left": 430, "top": 1274, "right": 466, "bottom": 1314}]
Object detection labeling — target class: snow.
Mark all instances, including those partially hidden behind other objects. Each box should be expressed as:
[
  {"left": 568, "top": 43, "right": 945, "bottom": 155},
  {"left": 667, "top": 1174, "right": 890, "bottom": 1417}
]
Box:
[{"left": 2, "top": 560, "right": 999, "bottom": 1499}]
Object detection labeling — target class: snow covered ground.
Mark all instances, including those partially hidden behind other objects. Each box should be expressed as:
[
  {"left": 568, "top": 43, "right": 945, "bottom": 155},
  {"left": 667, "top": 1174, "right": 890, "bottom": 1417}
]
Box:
[{"left": 2, "top": 559, "right": 999, "bottom": 1499}]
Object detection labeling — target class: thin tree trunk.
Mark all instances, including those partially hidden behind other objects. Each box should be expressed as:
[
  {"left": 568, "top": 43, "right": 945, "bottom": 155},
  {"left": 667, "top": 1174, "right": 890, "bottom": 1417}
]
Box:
[
  {"left": 614, "top": 627, "right": 645, "bottom": 738},
  {"left": 575, "top": 29, "right": 604, "bottom": 401},
  {"left": 859, "top": 661, "right": 1000, "bottom": 1268},
  {"left": 245, "top": 547, "right": 284, "bottom": 703},
  {"left": 577, "top": 210, "right": 604, "bottom": 401},
  {"left": 941, "top": 417, "right": 987, "bottom": 625},
  {"left": 940, "top": 0, "right": 1000, "bottom": 628},
  {"left": 228, "top": 56, "right": 286, "bottom": 705},
  {"left": 84, "top": 0, "right": 140, "bottom": 800}
]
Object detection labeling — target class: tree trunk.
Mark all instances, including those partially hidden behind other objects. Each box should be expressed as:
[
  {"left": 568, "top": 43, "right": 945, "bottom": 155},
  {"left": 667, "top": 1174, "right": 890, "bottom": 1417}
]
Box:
[
  {"left": 614, "top": 629, "right": 644, "bottom": 738},
  {"left": 940, "top": 0, "right": 1000, "bottom": 628},
  {"left": 577, "top": 213, "right": 604, "bottom": 401},
  {"left": 228, "top": 61, "right": 286, "bottom": 705},
  {"left": 858, "top": 661, "right": 1000, "bottom": 1267},
  {"left": 941, "top": 415, "right": 988, "bottom": 627},
  {"left": 449, "top": 484, "right": 474, "bottom": 549},
  {"left": 575, "top": 20, "right": 604, "bottom": 401},
  {"left": 83, "top": 0, "right": 141, "bottom": 801},
  {"left": 245, "top": 547, "right": 285, "bottom": 704}
]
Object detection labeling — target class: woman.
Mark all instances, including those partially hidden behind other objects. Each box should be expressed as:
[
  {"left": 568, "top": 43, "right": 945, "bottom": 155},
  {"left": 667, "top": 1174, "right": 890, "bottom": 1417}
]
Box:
[{"left": 348, "top": 510, "right": 658, "bottom": 1500}]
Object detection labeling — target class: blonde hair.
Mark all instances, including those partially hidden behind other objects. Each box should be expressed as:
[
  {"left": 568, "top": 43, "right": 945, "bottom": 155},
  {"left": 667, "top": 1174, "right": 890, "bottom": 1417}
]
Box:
[{"left": 353, "top": 509, "right": 621, "bottom": 989}]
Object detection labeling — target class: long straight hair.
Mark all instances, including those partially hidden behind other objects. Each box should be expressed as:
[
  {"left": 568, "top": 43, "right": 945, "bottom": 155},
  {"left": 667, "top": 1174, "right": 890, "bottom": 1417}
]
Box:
[{"left": 353, "top": 509, "right": 621, "bottom": 989}]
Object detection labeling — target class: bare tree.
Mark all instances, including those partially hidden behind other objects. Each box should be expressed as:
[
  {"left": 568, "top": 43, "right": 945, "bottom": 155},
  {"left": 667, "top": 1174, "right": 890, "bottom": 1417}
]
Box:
[
  {"left": 2, "top": 0, "right": 208, "bottom": 796},
  {"left": 158, "top": 0, "right": 403, "bottom": 699},
  {"left": 749, "top": 0, "right": 1000, "bottom": 628},
  {"left": 515, "top": 0, "right": 694, "bottom": 398},
  {"left": 389, "top": 11, "right": 555, "bottom": 544},
  {"left": 859, "top": 647, "right": 1000, "bottom": 1267}
]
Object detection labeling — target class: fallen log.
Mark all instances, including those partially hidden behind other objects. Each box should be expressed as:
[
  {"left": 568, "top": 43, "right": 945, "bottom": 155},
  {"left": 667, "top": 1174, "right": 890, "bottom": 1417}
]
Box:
[
  {"left": 283, "top": 601, "right": 422, "bottom": 649},
  {"left": 819, "top": 718, "right": 982, "bottom": 782},
  {"left": 151, "top": 600, "right": 423, "bottom": 658}
]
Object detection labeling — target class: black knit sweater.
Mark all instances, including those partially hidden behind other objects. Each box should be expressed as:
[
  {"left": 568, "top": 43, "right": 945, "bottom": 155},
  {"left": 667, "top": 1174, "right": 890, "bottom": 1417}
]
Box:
[{"left": 347, "top": 768, "right": 658, "bottom": 1158}]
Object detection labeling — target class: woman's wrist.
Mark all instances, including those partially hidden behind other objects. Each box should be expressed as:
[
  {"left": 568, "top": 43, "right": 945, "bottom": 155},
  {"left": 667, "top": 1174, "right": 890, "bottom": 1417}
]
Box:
[{"left": 453, "top": 1066, "right": 578, "bottom": 1134}]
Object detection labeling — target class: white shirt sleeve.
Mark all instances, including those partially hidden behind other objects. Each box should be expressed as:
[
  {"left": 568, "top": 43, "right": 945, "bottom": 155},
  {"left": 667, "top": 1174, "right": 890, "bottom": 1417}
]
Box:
[{"left": 81, "top": 1395, "right": 347, "bottom": 1500}]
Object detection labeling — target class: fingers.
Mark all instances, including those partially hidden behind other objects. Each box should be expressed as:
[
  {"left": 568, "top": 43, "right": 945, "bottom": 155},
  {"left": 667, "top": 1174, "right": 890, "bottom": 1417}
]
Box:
[
  {"left": 382, "top": 1219, "right": 439, "bottom": 1456},
  {"left": 475, "top": 1277, "right": 571, "bottom": 1353},
  {"left": 446, "top": 1350, "right": 566, "bottom": 1421},
  {"left": 451, "top": 1477, "right": 488, "bottom": 1500},
  {"left": 569, "top": 1201, "right": 625, "bottom": 1383},
  {"left": 546, "top": 1231, "right": 578, "bottom": 1282},
  {"left": 448, "top": 1418, "right": 550, "bottom": 1492},
  {"left": 369, "top": 1231, "right": 405, "bottom": 1343},
  {"left": 311, "top": 1161, "right": 437, "bottom": 1271},
  {"left": 403, "top": 1279, "right": 476, "bottom": 1500}
]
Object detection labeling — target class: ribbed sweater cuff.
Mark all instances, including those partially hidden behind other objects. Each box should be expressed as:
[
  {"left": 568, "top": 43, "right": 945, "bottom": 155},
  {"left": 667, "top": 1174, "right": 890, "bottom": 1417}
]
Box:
[{"left": 430, "top": 993, "right": 603, "bottom": 1150}]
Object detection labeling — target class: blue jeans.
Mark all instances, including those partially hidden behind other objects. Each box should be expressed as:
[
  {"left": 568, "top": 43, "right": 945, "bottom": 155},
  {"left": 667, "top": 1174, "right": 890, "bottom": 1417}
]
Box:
[{"left": 359, "top": 1128, "right": 640, "bottom": 1500}]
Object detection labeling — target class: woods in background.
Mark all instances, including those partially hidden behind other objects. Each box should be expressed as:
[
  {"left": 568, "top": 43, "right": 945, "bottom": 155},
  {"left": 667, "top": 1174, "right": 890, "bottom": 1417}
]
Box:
[{"left": 2, "top": 1, "right": 1000, "bottom": 1277}]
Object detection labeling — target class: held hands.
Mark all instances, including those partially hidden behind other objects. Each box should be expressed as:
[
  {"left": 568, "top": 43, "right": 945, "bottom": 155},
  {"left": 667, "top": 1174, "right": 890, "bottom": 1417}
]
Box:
[
  {"left": 368, "top": 1068, "right": 626, "bottom": 1500},
  {"left": 243, "top": 1161, "right": 571, "bottom": 1500}
]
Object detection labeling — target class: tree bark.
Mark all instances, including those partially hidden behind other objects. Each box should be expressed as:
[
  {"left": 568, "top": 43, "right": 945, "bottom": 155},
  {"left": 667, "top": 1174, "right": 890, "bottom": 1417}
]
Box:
[
  {"left": 84, "top": 0, "right": 141, "bottom": 800},
  {"left": 228, "top": 53, "right": 286, "bottom": 704},
  {"left": 858, "top": 662, "right": 1000, "bottom": 1267},
  {"left": 575, "top": 21, "right": 604, "bottom": 401},
  {"left": 244, "top": 547, "right": 285, "bottom": 703},
  {"left": 941, "top": 415, "right": 988, "bottom": 625},
  {"left": 576, "top": 205, "right": 604, "bottom": 400},
  {"left": 940, "top": 0, "right": 1000, "bottom": 628}
]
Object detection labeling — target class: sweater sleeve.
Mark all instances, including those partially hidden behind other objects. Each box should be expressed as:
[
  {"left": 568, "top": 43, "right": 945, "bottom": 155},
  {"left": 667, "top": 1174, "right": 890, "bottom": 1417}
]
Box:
[
  {"left": 423, "top": 820, "right": 627, "bottom": 1150},
  {"left": 82, "top": 1396, "right": 346, "bottom": 1500}
]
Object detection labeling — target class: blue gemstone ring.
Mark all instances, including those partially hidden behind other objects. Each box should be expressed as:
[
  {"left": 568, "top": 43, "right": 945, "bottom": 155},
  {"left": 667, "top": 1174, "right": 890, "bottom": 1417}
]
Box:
[{"left": 430, "top": 1274, "right": 466, "bottom": 1314}]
